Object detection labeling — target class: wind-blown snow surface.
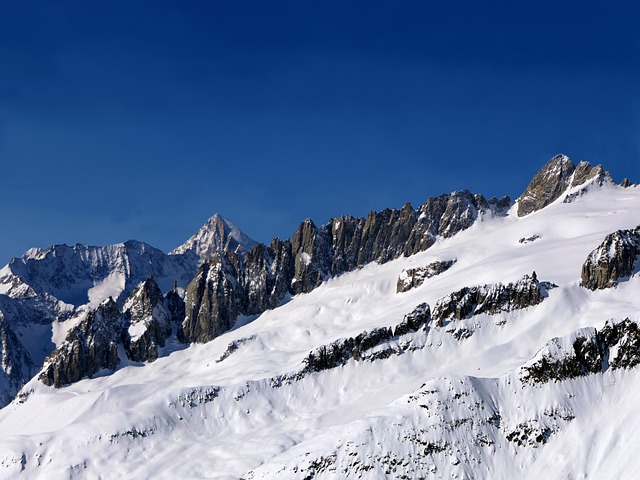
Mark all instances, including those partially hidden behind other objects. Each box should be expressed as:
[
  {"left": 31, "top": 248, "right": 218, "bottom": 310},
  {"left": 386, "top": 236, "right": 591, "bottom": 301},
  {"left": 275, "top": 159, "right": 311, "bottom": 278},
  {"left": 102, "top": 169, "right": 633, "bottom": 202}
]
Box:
[{"left": 1, "top": 183, "right": 640, "bottom": 479}]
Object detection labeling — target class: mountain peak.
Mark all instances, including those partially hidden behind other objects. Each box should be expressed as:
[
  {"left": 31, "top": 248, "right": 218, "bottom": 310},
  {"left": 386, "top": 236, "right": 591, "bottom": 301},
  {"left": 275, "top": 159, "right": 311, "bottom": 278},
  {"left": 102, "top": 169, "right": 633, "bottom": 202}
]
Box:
[
  {"left": 517, "top": 154, "right": 613, "bottom": 217},
  {"left": 170, "top": 213, "right": 259, "bottom": 262}
]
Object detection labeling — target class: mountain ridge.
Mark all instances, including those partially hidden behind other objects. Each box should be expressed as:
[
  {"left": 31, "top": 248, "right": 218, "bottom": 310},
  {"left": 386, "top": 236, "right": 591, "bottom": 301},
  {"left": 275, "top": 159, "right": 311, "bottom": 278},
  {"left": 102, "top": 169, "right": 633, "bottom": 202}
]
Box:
[{"left": 0, "top": 155, "right": 639, "bottom": 479}]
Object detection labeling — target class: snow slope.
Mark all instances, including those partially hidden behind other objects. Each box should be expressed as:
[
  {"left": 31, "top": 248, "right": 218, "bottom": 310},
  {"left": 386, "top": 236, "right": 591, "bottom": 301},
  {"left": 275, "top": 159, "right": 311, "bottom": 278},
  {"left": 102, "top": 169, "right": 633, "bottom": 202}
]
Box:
[{"left": 0, "top": 182, "right": 640, "bottom": 479}]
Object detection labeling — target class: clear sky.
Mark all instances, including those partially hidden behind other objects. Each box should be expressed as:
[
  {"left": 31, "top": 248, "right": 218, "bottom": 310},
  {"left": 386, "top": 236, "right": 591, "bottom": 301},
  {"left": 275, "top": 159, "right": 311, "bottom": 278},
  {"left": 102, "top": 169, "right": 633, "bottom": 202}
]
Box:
[{"left": 1, "top": 1, "right": 639, "bottom": 266}]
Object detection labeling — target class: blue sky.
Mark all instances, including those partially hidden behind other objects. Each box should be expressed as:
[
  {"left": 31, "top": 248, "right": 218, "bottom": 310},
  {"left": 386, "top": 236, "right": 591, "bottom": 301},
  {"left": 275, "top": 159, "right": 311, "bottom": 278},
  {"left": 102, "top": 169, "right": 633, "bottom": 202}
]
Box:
[{"left": 1, "top": 1, "right": 639, "bottom": 265}]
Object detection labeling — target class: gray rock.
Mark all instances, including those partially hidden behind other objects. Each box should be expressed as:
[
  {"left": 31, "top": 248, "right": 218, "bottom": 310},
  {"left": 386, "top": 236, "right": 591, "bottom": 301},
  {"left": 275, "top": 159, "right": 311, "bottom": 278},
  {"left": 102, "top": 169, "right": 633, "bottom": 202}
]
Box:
[
  {"left": 432, "top": 273, "right": 547, "bottom": 326},
  {"left": 570, "top": 161, "right": 612, "bottom": 188},
  {"left": 303, "top": 303, "right": 431, "bottom": 373},
  {"left": 39, "top": 298, "right": 123, "bottom": 387},
  {"left": 0, "top": 314, "right": 35, "bottom": 406},
  {"left": 518, "top": 235, "right": 541, "bottom": 244},
  {"left": 289, "top": 219, "right": 328, "bottom": 294},
  {"left": 393, "top": 303, "right": 431, "bottom": 336},
  {"left": 621, "top": 178, "right": 635, "bottom": 188},
  {"left": 581, "top": 227, "right": 640, "bottom": 290},
  {"left": 397, "top": 260, "right": 456, "bottom": 293},
  {"left": 522, "top": 318, "right": 640, "bottom": 385},
  {"left": 165, "top": 281, "right": 185, "bottom": 324},
  {"left": 179, "top": 191, "right": 511, "bottom": 344},
  {"left": 517, "top": 154, "right": 576, "bottom": 217},
  {"left": 179, "top": 253, "right": 243, "bottom": 343},
  {"left": 243, "top": 240, "right": 293, "bottom": 313},
  {"left": 122, "top": 277, "right": 172, "bottom": 363}
]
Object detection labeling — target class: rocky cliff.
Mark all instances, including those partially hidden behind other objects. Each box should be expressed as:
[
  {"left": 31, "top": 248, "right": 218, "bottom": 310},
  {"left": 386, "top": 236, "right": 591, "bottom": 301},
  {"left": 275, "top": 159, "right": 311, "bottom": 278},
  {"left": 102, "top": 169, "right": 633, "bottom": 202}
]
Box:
[
  {"left": 40, "top": 277, "right": 178, "bottom": 387},
  {"left": 431, "top": 273, "right": 548, "bottom": 326},
  {"left": 39, "top": 298, "right": 123, "bottom": 388},
  {"left": 178, "top": 191, "right": 511, "bottom": 343},
  {"left": 581, "top": 227, "right": 640, "bottom": 290},
  {"left": 122, "top": 277, "right": 172, "bottom": 362},
  {"left": 517, "top": 155, "right": 612, "bottom": 217}
]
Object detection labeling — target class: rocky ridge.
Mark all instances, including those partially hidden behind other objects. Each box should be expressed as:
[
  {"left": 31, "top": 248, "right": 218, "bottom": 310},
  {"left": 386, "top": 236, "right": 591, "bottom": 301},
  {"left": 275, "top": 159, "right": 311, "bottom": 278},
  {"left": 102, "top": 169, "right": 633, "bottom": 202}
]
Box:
[
  {"left": 179, "top": 191, "right": 511, "bottom": 343},
  {"left": 396, "top": 259, "right": 456, "bottom": 293},
  {"left": 122, "top": 277, "right": 172, "bottom": 363},
  {"left": 39, "top": 298, "right": 123, "bottom": 388},
  {"left": 40, "top": 277, "right": 183, "bottom": 387},
  {"left": 0, "top": 154, "right": 623, "bottom": 400},
  {"left": 431, "top": 273, "right": 549, "bottom": 326},
  {"left": 522, "top": 318, "right": 640, "bottom": 384},
  {"left": 517, "top": 155, "right": 612, "bottom": 217}
]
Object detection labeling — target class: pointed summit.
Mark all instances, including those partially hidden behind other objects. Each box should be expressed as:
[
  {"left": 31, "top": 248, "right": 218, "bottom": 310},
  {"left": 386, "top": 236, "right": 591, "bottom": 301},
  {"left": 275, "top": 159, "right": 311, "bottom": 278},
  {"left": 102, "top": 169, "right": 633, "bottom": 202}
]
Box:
[
  {"left": 516, "top": 154, "right": 612, "bottom": 217},
  {"left": 517, "top": 154, "right": 575, "bottom": 217},
  {"left": 170, "top": 214, "right": 259, "bottom": 262}
]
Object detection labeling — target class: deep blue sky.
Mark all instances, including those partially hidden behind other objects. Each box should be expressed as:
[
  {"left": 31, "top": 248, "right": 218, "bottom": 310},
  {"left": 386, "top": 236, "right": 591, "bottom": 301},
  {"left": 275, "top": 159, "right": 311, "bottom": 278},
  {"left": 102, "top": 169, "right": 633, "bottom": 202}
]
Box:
[{"left": 1, "top": 1, "right": 639, "bottom": 265}]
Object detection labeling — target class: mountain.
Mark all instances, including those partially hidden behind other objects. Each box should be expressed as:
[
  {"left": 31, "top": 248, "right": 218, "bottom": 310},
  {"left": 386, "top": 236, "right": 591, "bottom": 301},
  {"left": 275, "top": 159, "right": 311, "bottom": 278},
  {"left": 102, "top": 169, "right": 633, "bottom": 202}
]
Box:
[
  {"left": 0, "top": 155, "right": 639, "bottom": 479},
  {"left": 170, "top": 213, "right": 259, "bottom": 261}
]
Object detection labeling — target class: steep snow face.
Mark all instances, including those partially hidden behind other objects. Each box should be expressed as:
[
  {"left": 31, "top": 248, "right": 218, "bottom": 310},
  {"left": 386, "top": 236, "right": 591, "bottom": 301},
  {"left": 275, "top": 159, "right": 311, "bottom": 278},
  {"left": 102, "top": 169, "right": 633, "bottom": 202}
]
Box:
[
  {"left": 0, "top": 240, "right": 197, "bottom": 307},
  {"left": 0, "top": 182, "right": 639, "bottom": 478},
  {"left": 170, "top": 214, "right": 259, "bottom": 261}
]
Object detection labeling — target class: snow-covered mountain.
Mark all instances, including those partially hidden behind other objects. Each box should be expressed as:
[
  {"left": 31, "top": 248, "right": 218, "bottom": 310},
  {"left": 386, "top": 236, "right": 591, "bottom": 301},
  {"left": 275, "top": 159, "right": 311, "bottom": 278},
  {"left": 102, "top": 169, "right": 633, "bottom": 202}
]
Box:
[
  {"left": 170, "top": 213, "right": 259, "bottom": 261},
  {"left": 1, "top": 155, "right": 640, "bottom": 479}
]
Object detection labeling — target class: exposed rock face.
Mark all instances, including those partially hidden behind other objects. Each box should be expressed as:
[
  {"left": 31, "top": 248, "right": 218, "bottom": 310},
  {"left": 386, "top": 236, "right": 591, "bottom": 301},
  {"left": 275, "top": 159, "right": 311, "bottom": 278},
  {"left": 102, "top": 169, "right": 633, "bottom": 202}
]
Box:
[
  {"left": 243, "top": 240, "right": 293, "bottom": 312},
  {"left": 518, "top": 156, "right": 614, "bottom": 216},
  {"left": 570, "top": 161, "right": 612, "bottom": 189},
  {"left": 290, "top": 219, "right": 330, "bottom": 295},
  {"left": 432, "top": 273, "right": 547, "bottom": 326},
  {"left": 564, "top": 162, "right": 613, "bottom": 204},
  {"left": 522, "top": 319, "right": 640, "bottom": 384},
  {"left": 165, "top": 282, "right": 185, "bottom": 324},
  {"left": 179, "top": 192, "right": 510, "bottom": 344},
  {"left": 179, "top": 254, "right": 243, "bottom": 343},
  {"left": 517, "top": 154, "right": 576, "bottom": 217},
  {"left": 304, "top": 303, "right": 431, "bottom": 373},
  {"left": 393, "top": 303, "right": 431, "bottom": 336},
  {"left": 581, "top": 227, "right": 640, "bottom": 290},
  {"left": 0, "top": 313, "right": 35, "bottom": 406},
  {"left": 621, "top": 178, "right": 635, "bottom": 188},
  {"left": 40, "top": 298, "right": 123, "bottom": 387},
  {"left": 397, "top": 260, "right": 456, "bottom": 293},
  {"left": 122, "top": 277, "right": 171, "bottom": 363},
  {"left": 170, "top": 214, "right": 259, "bottom": 262}
]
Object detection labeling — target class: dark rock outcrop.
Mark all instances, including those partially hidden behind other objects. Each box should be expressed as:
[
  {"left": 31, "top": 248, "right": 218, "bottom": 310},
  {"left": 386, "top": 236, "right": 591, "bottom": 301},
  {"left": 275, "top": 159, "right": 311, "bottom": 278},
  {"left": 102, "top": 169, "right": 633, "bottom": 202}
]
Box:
[
  {"left": 40, "top": 298, "right": 123, "bottom": 387},
  {"left": 179, "top": 253, "right": 244, "bottom": 343},
  {"left": 393, "top": 303, "right": 431, "bottom": 336},
  {"left": 304, "top": 303, "right": 431, "bottom": 373},
  {"left": 397, "top": 260, "right": 456, "bottom": 293},
  {"left": 165, "top": 282, "right": 185, "bottom": 324},
  {"left": 522, "top": 319, "right": 640, "bottom": 384},
  {"left": 570, "top": 161, "right": 611, "bottom": 189},
  {"left": 581, "top": 227, "right": 640, "bottom": 290},
  {"left": 431, "top": 273, "right": 547, "bottom": 326},
  {"left": 519, "top": 235, "right": 540, "bottom": 244},
  {"left": 121, "top": 277, "right": 171, "bottom": 362}
]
